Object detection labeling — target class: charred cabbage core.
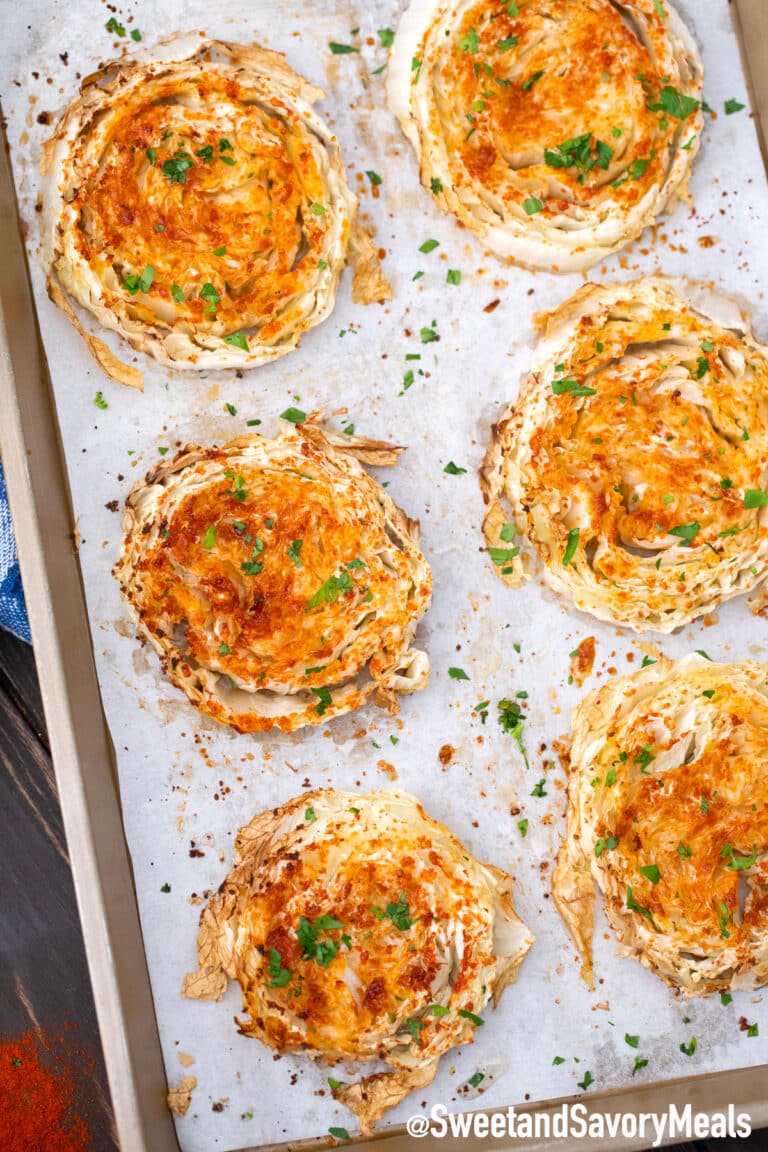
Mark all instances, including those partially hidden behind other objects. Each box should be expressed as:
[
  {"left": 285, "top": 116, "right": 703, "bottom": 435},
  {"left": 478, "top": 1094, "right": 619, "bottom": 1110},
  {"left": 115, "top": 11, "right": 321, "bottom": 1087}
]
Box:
[
  {"left": 554, "top": 655, "right": 768, "bottom": 994},
  {"left": 42, "top": 38, "right": 389, "bottom": 378},
  {"left": 183, "top": 789, "right": 534, "bottom": 1131},
  {"left": 389, "top": 0, "right": 702, "bottom": 271},
  {"left": 481, "top": 278, "right": 768, "bottom": 633},
  {"left": 113, "top": 423, "right": 432, "bottom": 732}
]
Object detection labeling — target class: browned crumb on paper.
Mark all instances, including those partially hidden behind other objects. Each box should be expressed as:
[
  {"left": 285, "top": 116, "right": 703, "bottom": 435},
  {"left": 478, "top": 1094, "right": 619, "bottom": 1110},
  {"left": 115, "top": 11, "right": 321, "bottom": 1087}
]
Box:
[
  {"left": 167, "top": 1075, "right": 197, "bottom": 1117},
  {"left": 177, "top": 1051, "right": 196, "bottom": 1068},
  {"left": 569, "top": 637, "right": 595, "bottom": 687},
  {"left": 348, "top": 218, "right": 392, "bottom": 305}
]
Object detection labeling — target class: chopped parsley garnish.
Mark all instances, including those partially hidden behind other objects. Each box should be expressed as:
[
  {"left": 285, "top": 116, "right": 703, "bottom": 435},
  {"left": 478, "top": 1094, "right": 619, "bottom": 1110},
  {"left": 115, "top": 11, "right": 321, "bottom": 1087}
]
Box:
[
  {"left": 725, "top": 98, "right": 746, "bottom": 115},
  {"left": 522, "top": 70, "right": 544, "bottom": 91},
  {"left": 744, "top": 489, "right": 768, "bottom": 508},
  {"left": 499, "top": 698, "right": 530, "bottom": 768},
  {"left": 309, "top": 202, "right": 326, "bottom": 215},
  {"left": 200, "top": 283, "right": 220, "bottom": 313},
  {"left": 224, "top": 331, "right": 249, "bottom": 351},
  {"left": 626, "top": 886, "right": 652, "bottom": 919},
  {"left": 428, "top": 1004, "right": 450, "bottom": 1017},
  {"left": 202, "top": 523, "right": 217, "bottom": 550},
  {"left": 305, "top": 569, "right": 354, "bottom": 611},
  {"left": 488, "top": 546, "right": 520, "bottom": 567},
  {"left": 721, "top": 992, "right": 733, "bottom": 1006},
  {"left": 552, "top": 379, "right": 596, "bottom": 396},
  {"left": 639, "top": 864, "right": 661, "bottom": 884},
  {"left": 531, "top": 779, "right": 547, "bottom": 797},
  {"left": 170, "top": 284, "right": 185, "bottom": 303},
  {"left": 377, "top": 28, "right": 394, "bottom": 47},
  {"left": 267, "top": 948, "right": 293, "bottom": 988},
  {"left": 679, "top": 1037, "right": 697, "bottom": 1057},
  {"left": 94, "top": 390, "right": 108, "bottom": 410},
  {"left": 405, "top": 1017, "right": 426, "bottom": 1043},
  {"left": 431, "top": 177, "right": 443, "bottom": 194},
  {"left": 328, "top": 1128, "right": 351, "bottom": 1143},
  {"left": 468, "top": 1072, "right": 485, "bottom": 1089},
  {"left": 162, "top": 153, "right": 195, "bottom": 185},
  {"left": 544, "top": 132, "right": 614, "bottom": 176},
  {"left": 668, "top": 520, "right": 701, "bottom": 541},
  {"left": 146, "top": 147, "right": 156, "bottom": 166},
  {"left": 458, "top": 28, "right": 479, "bottom": 54},
  {"left": 721, "top": 844, "right": 757, "bottom": 871},
  {"left": 577, "top": 1071, "right": 594, "bottom": 1091},
  {"left": 747, "top": 1022, "right": 759, "bottom": 1037},
  {"left": 160, "top": 882, "right": 171, "bottom": 893},
  {"left": 218, "top": 642, "right": 230, "bottom": 656},
  {"left": 633, "top": 1057, "right": 649, "bottom": 1075},
  {"left": 594, "top": 836, "right": 619, "bottom": 857},
  {"left": 419, "top": 238, "right": 439, "bottom": 253},
  {"left": 458, "top": 1009, "right": 484, "bottom": 1026},
  {"left": 446, "top": 268, "right": 461, "bottom": 285},
  {"left": 517, "top": 818, "right": 529, "bottom": 837},
  {"left": 448, "top": 666, "right": 470, "bottom": 680},
  {"left": 371, "top": 892, "right": 416, "bottom": 931},
  {"left": 648, "top": 86, "right": 700, "bottom": 120},
  {"left": 105, "top": 16, "right": 125, "bottom": 36},
  {"left": 678, "top": 842, "right": 693, "bottom": 859},
  {"left": 280, "top": 407, "right": 307, "bottom": 424},
  {"left": 625, "top": 1034, "right": 639, "bottom": 1048},
  {"left": 717, "top": 901, "right": 733, "bottom": 938},
  {"left": 311, "top": 687, "right": 332, "bottom": 716},
  {"left": 635, "top": 745, "right": 655, "bottom": 772},
  {"left": 366, "top": 170, "right": 382, "bottom": 187},
  {"left": 444, "top": 460, "right": 466, "bottom": 474},
  {"left": 563, "top": 527, "right": 580, "bottom": 566},
  {"left": 522, "top": 196, "right": 543, "bottom": 215},
  {"left": 297, "top": 914, "right": 344, "bottom": 965},
  {"left": 552, "top": 1056, "right": 566, "bottom": 1066},
  {"left": 329, "top": 42, "right": 359, "bottom": 54},
  {"left": 497, "top": 36, "right": 518, "bottom": 52},
  {"left": 420, "top": 325, "right": 439, "bottom": 343}
]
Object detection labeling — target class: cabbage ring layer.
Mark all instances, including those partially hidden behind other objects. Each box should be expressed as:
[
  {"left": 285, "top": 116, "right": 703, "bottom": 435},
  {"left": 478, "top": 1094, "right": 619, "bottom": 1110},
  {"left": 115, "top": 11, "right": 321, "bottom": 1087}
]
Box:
[
  {"left": 183, "top": 788, "right": 533, "bottom": 1130},
  {"left": 114, "top": 422, "right": 432, "bottom": 732},
  {"left": 554, "top": 654, "right": 768, "bottom": 995},
  {"left": 42, "top": 36, "right": 388, "bottom": 380},
  {"left": 481, "top": 278, "right": 768, "bottom": 633},
  {"left": 389, "top": 0, "right": 702, "bottom": 272}
]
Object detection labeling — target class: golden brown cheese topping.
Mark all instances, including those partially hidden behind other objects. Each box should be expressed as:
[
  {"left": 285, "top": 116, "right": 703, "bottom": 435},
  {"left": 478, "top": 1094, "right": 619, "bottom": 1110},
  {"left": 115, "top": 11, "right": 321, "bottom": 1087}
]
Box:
[
  {"left": 42, "top": 38, "right": 387, "bottom": 377},
  {"left": 389, "top": 0, "right": 703, "bottom": 270},
  {"left": 554, "top": 656, "right": 768, "bottom": 994},
  {"left": 482, "top": 278, "right": 768, "bottom": 632},
  {"left": 114, "top": 424, "right": 432, "bottom": 732},
  {"left": 184, "top": 789, "right": 533, "bottom": 1131},
  {"left": 78, "top": 72, "right": 331, "bottom": 339}
]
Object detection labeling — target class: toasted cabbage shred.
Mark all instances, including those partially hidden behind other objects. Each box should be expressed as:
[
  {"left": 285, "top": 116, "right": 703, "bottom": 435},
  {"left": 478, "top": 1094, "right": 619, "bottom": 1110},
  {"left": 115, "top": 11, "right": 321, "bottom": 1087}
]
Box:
[
  {"left": 554, "top": 654, "right": 768, "bottom": 995},
  {"left": 114, "top": 419, "right": 431, "bottom": 732},
  {"left": 481, "top": 277, "right": 768, "bottom": 632},
  {"left": 183, "top": 788, "right": 533, "bottom": 1131},
  {"left": 41, "top": 35, "right": 389, "bottom": 382},
  {"left": 389, "top": 0, "right": 702, "bottom": 271}
]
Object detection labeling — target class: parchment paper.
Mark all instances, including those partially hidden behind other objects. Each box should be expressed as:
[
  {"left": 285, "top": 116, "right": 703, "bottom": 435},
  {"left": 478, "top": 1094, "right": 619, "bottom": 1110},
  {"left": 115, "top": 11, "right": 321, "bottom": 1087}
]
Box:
[{"left": 1, "top": 1, "right": 768, "bottom": 1149}]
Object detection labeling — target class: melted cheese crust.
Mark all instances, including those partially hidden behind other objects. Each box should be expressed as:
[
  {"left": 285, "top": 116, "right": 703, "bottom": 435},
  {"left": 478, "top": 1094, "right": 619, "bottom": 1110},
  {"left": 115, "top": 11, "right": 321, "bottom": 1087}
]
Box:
[
  {"left": 553, "top": 655, "right": 768, "bottom": 994},
  {"left": 186, "top": 789, "right": 533, "bottom": 1128},
  {"left": 482, "top": 278, "right": 768, "bottom": 632},
  {"left": 389, "top": 0, "right": 702, "bottom": 271},
  {"left": 114, "top": 424, "right": 432, "bottom": 732},
  {"left": 42, "top": 37, "right": 377, "bottom": 372}
]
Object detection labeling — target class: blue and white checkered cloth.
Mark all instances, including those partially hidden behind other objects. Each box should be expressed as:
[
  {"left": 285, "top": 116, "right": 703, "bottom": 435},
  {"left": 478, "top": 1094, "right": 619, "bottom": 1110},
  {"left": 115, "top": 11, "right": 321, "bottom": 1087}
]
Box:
[{"left": 0, "top": 456, "right": 31, "bottom": 643}]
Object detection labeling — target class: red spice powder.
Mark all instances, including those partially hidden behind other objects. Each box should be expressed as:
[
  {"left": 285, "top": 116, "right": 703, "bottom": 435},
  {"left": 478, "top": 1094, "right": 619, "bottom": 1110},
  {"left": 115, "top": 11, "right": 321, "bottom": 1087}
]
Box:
[{"left": 0, "top": 1030, "right": 95, "bottom": 1152}]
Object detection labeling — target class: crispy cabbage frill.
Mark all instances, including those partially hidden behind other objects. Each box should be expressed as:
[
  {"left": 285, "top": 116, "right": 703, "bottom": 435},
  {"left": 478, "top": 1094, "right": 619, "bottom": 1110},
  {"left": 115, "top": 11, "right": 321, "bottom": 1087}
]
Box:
[
  {"left": 554, "top": 654, "right": 768, "bottom": 995},
  {"left": 113, "top": 422, "right": 432, "bottom": 733},
  {"left": 41, "top": 36, "right": 389, "bottom": 385},
  {"left": 481, "top": 278, "right": 768, "bottom": 633},
  {"left": 183, "top": 788, "right": 533, "bottom": 1131},
  {"left": 388, "top": 0, "right": 702, "bottom": 272}
]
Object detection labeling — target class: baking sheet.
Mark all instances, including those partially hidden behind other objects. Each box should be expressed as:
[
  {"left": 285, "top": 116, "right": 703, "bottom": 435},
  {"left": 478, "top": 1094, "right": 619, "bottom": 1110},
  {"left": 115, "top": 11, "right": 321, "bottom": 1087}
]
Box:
[{"left": 1, "top": 1, "right": 768, "bottom": 1148}]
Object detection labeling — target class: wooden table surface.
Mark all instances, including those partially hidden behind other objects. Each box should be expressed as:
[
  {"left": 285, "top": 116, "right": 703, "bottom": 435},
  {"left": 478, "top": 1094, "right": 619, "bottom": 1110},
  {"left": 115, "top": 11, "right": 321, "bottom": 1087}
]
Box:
[{"left": 2, "top": 1, "right": 767, "bottom": 1148}]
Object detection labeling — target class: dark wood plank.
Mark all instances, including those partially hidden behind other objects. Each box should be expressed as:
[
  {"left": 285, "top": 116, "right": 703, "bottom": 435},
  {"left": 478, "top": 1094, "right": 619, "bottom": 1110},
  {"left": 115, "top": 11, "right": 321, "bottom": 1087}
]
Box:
[{"left": 0, "top": 637, "right": 118, "bottom": 1152}]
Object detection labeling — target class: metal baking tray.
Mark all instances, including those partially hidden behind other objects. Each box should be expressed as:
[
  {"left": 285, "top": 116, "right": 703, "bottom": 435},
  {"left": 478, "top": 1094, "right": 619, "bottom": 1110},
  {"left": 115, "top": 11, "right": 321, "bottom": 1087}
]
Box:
[{"left": 1, "top": 1, "right": 768, "bottom": 1148}]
